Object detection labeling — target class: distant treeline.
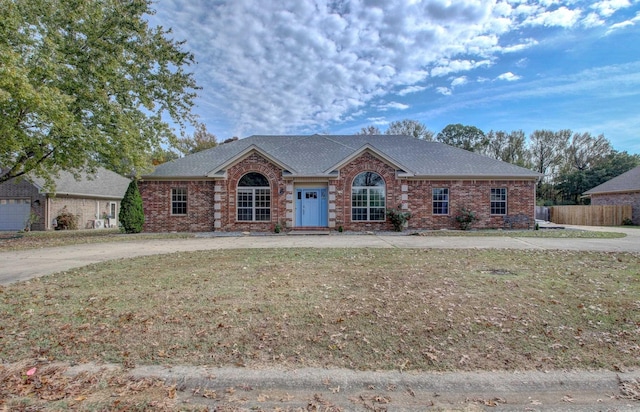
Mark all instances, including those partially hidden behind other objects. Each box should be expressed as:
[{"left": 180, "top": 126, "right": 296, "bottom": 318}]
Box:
[{"left": 357, "top": 120, "right": 640, "bottom": 205}]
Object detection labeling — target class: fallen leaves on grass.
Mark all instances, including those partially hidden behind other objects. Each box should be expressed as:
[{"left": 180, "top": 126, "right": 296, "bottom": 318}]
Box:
[
  {"left": 2, "top": 249, "right": 639, "bottom": 373},
  {"left": 0, "top": 361, "right": 180, "bottom": 411},
  {"left": 618, "top": 376, "right": 640, "bottom": 401}
]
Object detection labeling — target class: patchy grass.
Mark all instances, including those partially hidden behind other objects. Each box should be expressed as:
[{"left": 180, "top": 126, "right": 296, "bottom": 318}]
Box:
[
  {"left": 0, "top": 361, "right": 183, "bottom": 411},
  {"left": 0, "top": 230, "right": 193, "bottom": 251},
  {"left": 1, "top": 248, "right": 638, "bottom": 374}
]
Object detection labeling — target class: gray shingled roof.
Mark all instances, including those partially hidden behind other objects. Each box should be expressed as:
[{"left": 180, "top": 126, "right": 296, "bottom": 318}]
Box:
[
  {"left": 32, "top": 167, "right": 130, "bottom": 199},
  {"left": 584, "top": 165, "right": 640, "bottom": 195},
  {"left": 146, "top": 135, "right": 540, "bottom": 179}
]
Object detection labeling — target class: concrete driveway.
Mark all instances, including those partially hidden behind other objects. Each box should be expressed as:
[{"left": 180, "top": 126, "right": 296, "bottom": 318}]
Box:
[{"left": 1, "top": 225, "right": 639, "bottom": 285}]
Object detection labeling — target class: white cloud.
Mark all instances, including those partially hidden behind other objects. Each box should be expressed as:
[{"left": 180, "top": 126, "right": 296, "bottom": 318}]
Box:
[
  {"left": 367, "top": 117, "right": 388, "bottom": 126},
  {"left": 451, "top": 76, "right": 468, "bottom": 87},
  {"left": 606, "top": 11, "right": 640, "bottom": 34},
  {"left": 378, "top": 101, "right": 410, "bottom": 111},
  {"left": 581, "top": 12, "right": 605, "bottom": 28},
  {"left": 397, "top": 85, "right": 428, "bottom": 96},
  {"left": 591, "top": 0, "right": 633, "bottom": 18},
  {"left": 499, "top": 38, "right": 539, "bottom": 53},
  {"left": 523, "top": 6, "right": 582, "bottom": 27},
  {"left": 431, "top": 59, "right": 492, "bottom": 77},
  {"left": 497, "top": 72, "right": 521, "bottom": 81},
  {"left": 145, "top": 0, "right": 635, "bottom": 136}
]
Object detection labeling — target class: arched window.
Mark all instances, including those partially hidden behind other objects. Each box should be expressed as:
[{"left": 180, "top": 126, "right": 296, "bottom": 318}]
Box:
[
  {"left": 237, "top": 172, "right": 271, "bottom": 221},
  {"left": 352, "top": 172, "right": 385, "bottom": 221}
]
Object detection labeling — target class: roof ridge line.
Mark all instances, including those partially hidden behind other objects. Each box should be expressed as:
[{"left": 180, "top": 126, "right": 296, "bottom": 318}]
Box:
[
  {"left": 269, "top": 134, "right": 314, "bottom": 152},
  {"left": 322, "top": 135, "right": 359, "bottom": 150}
]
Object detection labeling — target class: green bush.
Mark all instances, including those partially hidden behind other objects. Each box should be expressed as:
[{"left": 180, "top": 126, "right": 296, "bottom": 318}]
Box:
[
  {"left": 119, "top": 180, "right": 145, "bottom": 233},
  {"left": 386, "top": 205, "right": 411, "bottom": 232},
  {"left": 622, "top": 217, "right": 635, "bottom": 226},
  {"left": 455, "top": 207, "right": 478, "bottom": 230}
]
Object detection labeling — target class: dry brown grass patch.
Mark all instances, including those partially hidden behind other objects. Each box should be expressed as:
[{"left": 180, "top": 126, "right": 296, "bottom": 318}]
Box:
[{"left": 1, "top": 248, "right": 639, "bottom": 374}]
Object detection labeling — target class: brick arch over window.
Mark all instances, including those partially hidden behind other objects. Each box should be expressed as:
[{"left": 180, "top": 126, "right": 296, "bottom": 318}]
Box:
[
  {"left": 225, "top": 153, "right": 286, "bottom": 229},
  {"left": 351, "top": 171, "right": 386, "bottom": 221},
  {"left": 227, "top": 155, "right": 281, "bottom": 189},
  {"left": 236, "top": 172, "right": 271, "bottom": 221},
  {"left": 336, "top": 152, "right": 400, "bottom": 229},
  {"left": 340, "top": 152, "right": 397, "bottom": 187}
]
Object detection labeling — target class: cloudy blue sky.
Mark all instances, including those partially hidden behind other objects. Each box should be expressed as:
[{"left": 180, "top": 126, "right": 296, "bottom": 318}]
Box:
[{"left": 147, "top": 0, "right": 640, "bottom": 153}]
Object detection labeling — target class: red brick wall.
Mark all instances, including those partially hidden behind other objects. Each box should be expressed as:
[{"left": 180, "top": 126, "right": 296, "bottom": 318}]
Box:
[
  {"left": 591, "top": 192, "right": 640, "bottom": 225},
  {"left": 219, "top": 153, "right": 287, "bottom": 232},
  {"left": 140, "top": 180, "right": 216, "bottom": 232},
  {"left": 406, "top": 179, "right": 536, "bottom": 230},
  {"left": 140, "top": 151, "right": 537, "bottom": 232},
  {"left": 332, "top": 151, "right": 399, "bottom": 231}
]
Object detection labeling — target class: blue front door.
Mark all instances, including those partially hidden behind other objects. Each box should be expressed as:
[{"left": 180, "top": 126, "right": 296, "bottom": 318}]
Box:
[{"left": 296, "top": 188, "right": 328, "bottom": 227}]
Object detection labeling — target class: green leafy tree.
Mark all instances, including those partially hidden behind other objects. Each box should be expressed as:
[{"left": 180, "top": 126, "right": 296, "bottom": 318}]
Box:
[
  {"left": 436, "top": 124, "right": 488, "bottom": 152},
  {"left": 385, "top": 119, "right": 434, "bottom": 140},
  {"left": 176, "top": 124, "right": 218, "bottom": 155},
  {"left": 150, "top": 147, "right": 181, "bottom": 166},
  {"left": 556, "top": 151, "right": 639, "bottom": 204},
  {"left": 0, "top": 0, "right": 198, "bottom": 187},
  {"left": 119, "top": 180, "right": 145, "bottom": 234}
]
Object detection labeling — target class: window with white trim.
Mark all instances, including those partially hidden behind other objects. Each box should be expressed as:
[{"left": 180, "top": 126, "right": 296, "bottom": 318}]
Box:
[
  {"left": 490, "top": 188, "right": 507, "bottom": 215},
  {"left": 171, "top": 188, "right": 187, "bottom": 215},
  {"left": 237, "top": 172, "right": 271, "bottom": 221},
  {"left": 352, "top": 172, "right": 385, "bottom": 221},
  {"left": 432, "top": 188, "right": 449, "bottom": 215}
]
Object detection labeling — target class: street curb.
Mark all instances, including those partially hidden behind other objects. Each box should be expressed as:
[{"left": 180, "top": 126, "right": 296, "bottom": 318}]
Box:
[{"left": 127, "top": 366, "right": 639, "bottom": 395}]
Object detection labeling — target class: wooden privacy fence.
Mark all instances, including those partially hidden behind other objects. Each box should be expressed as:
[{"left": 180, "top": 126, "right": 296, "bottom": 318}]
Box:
[{"left": 550, "top": 205, "right": 632, "bottom": 226}]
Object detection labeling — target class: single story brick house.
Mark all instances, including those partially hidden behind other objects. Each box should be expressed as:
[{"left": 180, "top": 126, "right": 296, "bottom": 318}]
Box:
[
  {"left": 0, "top": 168, "right": 130, "bottom": 231},
  {"left": 140, "top": 134, "right": 540, "bottom": 232},
  {"left": 583, "top": 165, "right": 640, "bottom": 225}
]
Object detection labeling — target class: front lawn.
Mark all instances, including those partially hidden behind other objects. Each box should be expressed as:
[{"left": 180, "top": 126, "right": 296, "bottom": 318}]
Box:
[{"left": 2, "top": 248, "right": 638, "bottom": 372}]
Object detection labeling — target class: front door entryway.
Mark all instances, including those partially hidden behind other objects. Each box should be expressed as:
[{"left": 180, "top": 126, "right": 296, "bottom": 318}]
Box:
[{"left": 296, "top": 188, "right": 328, "bottom": 227}]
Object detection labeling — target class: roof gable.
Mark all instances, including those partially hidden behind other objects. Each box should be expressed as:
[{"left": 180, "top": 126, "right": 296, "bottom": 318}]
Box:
[
  {"left": 324, "top": 144, "right": 413, "bottom": 176},
  {"left": 584, "top": 165, "right": 640, "bottom": 195},
  {"left": 208, "top": 144, "right": 295, "bottom": 177}
]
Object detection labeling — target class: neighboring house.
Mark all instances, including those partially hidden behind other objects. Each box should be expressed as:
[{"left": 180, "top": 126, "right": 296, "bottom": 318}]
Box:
[
  {"left": 140, "top": 135, "right": 540, "bottom": 233},
  {"left": 0, "top": 168, "right": 130, "bottom": 231},
  {"left": 583, "top": 165, "right": 640, "bottom": 225}
]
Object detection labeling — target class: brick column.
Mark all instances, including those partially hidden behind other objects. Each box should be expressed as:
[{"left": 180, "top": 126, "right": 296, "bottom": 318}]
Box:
[
  {"left": 328, "top": 184, "right": 336, "bottom": 228},
  {"left": 285, "top": 184, "right": 293, "bottom": 228},
  {"left": 214, "top": 183, "right": 223, "bottom": 229}
]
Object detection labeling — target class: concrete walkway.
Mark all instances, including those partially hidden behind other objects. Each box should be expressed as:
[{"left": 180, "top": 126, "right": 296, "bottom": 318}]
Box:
[{"left": 1, "top": 225, "right": 639, "bottom": 285}]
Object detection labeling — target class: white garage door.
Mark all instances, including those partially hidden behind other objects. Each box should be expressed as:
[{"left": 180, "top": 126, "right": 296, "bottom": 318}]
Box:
[{"left": 0, "top": 199, "right": 31, "bottom": 231}]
